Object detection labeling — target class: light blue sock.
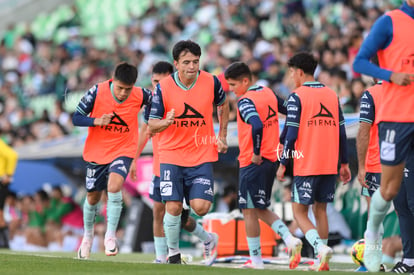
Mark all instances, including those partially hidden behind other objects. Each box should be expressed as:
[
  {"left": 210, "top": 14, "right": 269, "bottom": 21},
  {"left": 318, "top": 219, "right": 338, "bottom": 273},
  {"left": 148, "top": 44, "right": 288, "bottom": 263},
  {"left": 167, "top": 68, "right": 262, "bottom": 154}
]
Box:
[
  {"left": 382, "top": 254, "right": 395, "bottom": 265},
  {"left": 247, "top": 236, "right": 262, "bottom": 263},
  {"left": 367, "top": 190, "right": 391, "bottom": 235},
  {"left": 164, "top": 212, "right": 181, "bottom": 255},
  {"left": 191, "top": 223, "right": 209, "bottom": 242},
  {"left": 106, "top": 191, "right": 123, "bottom": 239},
  {"left": 271, "top": 219, "right": 292, "bottom": 241},
  {"left": 154, "top": 236, "right": 167, "bottom": 261},
  {"left": 322, "top": 239, "right": 328, "bottom": 245},
  {"left": 83, "top": 199, "right": 97, "bottom": 239},
  {"left": 305, "top": 229, "right": 323, "bottom": 255}
]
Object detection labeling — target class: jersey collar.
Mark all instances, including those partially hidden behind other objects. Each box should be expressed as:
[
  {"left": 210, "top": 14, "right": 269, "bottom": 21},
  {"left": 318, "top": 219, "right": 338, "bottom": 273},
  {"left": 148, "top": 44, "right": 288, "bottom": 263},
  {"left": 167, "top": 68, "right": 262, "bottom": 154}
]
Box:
[{"left": 174, "top": 71, "right": 200, "bottom": 90}]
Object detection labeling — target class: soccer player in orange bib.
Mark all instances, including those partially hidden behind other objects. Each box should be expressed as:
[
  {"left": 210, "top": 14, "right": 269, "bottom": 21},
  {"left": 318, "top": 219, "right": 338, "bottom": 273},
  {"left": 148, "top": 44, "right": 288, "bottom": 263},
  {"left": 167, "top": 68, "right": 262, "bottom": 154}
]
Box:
[
  {"left": 277, "top": 52, "right": 351, "bottom": 271},
  {"left": 225, "top": 61, "right": 303, "bottom": 270},
  {"left": 72, "top": 62, "right": 152, "bottom": 259},
  {"left": 131, "top": 61, "right": 220, "bottom": 265},
  {"left": 148, "top": 40, "right": 229, "bottom": 264},
  {"left": 353, "top": 1, "right": 414, "bottom": 271}
]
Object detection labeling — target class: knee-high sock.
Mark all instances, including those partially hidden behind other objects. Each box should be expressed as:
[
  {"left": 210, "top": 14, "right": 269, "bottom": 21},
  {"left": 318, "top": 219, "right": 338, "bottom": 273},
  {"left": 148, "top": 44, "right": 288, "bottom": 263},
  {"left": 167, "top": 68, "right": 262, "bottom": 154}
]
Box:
[
  {"left": 106, "top": 191, "right": 123, "bottom": 239},
  {"left": 191, "top": 223, "right": 209, "bottom": 242},
  {"left": 163, "top": 212, "right": 181, "bottom": 256},
  {"left": 247, "top": 236, "right": 262, "bottom": 264},
  {"left": 271, "top": 219, "right": 292, "bottom": 243},
  {"left": 83, "top": 199, "right": 97, "bottom": 239},
  {"left": 305, "top": 229, "right": 323, "bottom": 257},
  {"left": 154, "top": 237, "right": 168, "bottom": 262},
  {"left": 367, "top": 190, "right": 391, "bottom": 235}
]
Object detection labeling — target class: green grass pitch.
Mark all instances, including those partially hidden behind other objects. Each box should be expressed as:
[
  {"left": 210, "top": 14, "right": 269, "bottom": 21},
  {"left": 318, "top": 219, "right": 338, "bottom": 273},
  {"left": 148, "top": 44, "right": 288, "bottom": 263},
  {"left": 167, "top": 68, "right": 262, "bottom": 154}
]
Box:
[{"left": 0, "top": 250, "right": 386, "bottom": 274}]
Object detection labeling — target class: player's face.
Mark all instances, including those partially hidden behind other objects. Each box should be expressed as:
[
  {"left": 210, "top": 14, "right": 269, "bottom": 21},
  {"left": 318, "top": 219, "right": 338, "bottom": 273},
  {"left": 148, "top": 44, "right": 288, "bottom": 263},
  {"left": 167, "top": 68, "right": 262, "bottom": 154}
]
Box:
[
  {"left": 112, "top": 80, "right": 134, "bottom": 101},
  {"left": 289, "top": 67, "right": 302, "bottom": 88},
  {"left": 226, "top": 77, "right": 248, "bottom": 97},
  {"left": 151, "top": 72, "right": 170, "bottom": 90},
  {"left": 407, "top": 0, "right": 414, "bottom": 7},
  {"left": 174, "top": 51, "right": 200, "bottom": 83}
]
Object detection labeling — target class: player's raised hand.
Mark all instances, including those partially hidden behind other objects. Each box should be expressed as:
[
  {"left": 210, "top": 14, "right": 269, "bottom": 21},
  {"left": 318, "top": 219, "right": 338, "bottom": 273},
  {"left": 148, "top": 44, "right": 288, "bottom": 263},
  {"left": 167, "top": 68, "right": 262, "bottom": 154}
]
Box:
[{"left": 95, "top": 113, "right": 114, "bottom": 126}]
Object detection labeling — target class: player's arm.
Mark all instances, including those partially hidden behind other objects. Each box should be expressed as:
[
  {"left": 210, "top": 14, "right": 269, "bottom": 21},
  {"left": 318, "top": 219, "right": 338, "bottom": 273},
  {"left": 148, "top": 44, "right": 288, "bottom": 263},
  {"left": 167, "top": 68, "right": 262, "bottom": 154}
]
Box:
[
  {"left": 276, "top": 94, "right": 287, "bottom": 115},
  {"left": 356, "top": 91, "right": 375, "bottom": 187},
  {"left": 0, "top": 140, "right": 18, "bottom": 184},
  {"left": 214, "top": 76, "right": 229, "bottom": 153},
  {"left": 72, "top": 85, "right": 113, "bottom": 127},
  {"left": 238, "top": 98, "right": 263, "bottom": 165},
  {"left": 353, "top": 14, "right": 396, "bottom": 82},
  {"left": 338, "top": 101, "right": 351, "bottom": 183},
  {"left": 148, "top": 84, "right": 175, "bottom": 133},
  {"left": 277, "top": 93, "right": 301, "bottom": 181}
]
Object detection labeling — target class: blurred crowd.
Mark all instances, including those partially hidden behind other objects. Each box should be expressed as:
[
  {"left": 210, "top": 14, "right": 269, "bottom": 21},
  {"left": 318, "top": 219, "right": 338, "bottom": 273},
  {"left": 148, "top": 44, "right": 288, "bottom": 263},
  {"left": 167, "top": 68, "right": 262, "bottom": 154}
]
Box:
[
  {"left": 0, "top": 0, "right": 403, "bottom": 147},
  {"left": 2, "top": 185, "right": 132, "bottom": 252}
]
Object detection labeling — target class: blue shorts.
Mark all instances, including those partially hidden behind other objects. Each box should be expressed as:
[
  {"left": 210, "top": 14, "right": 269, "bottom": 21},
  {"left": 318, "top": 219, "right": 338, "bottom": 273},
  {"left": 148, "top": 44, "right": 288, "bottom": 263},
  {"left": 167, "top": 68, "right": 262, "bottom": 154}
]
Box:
[
  {"left": 361, "top": 172, "right": 381, "bottom": 197},
  {"left": 292, "top": 175, "right": 336, "bottom": 205},
  {"left": 159, "top": 162, "right": 214, "bottom": 203},
  {"left": 378, "top": 122, "right": 414, "bottom": 165},
  {"left": 238, "top": 159, "right": 276, "bottom": 209},
  {"left": 85, "top": 156, "right": 133, "bottom": 192},
  {"left": 149, "top": 175, "right": 162, "bottom": 202}
]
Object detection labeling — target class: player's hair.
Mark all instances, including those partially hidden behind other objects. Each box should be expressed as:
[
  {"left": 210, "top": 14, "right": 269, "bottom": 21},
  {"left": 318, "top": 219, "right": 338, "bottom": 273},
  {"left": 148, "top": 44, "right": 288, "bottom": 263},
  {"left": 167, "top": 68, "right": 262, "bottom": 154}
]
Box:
[
  {"left": 113, "top": 62, "right": 138, "bottom": 85},
  {"left": 172, "top": 40, "right": 201, "bottom": 61},
  {"left": 224, "top": 62, "right": 252, "bottom": 81},
  {"left": 287, "top": 52, "right": 318, "bottom": 75},
  {"left": 152, "top": 61, "right": 174, "bottom": 75}
]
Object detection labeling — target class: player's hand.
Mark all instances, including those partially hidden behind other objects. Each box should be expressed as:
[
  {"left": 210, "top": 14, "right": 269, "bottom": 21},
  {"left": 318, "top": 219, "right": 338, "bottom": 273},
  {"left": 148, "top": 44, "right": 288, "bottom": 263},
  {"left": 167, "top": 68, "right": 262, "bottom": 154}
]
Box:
[
  {"left": 251, "top": 154, "right": 262, "bottom": 165},
  {"left": 277, "top": 164, "right": 286, "bottom": 182},
  {"left": 95, "top": 113, "right": 114, "bottom": 126},
  {"left": 340, "top": 163, "right": 352, "bottom": 184},
  {"left": 357, "top": 167, "right": 369, "bottom": 189},
  {"left": 217, "top": 137, "right": 228, "bottom": 153},
  {"left": 164, "top": 109, "right": 175, "bottom": 127},
  {"left": 390, "top": 72, "right": 414, "bottom": 86},
  {"left": 129, "top": 159, "right": 137, "bottom": 181}
]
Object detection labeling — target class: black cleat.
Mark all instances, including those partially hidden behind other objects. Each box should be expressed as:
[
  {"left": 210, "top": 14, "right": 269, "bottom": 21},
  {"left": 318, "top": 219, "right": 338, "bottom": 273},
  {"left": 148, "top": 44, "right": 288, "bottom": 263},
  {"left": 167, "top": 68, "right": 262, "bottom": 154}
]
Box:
[
  {"left": 391, "top": 262, "right": 414, "bottom": 273},
  {"left": 168, "top": 253, "right": 181, "bottom": 264}
]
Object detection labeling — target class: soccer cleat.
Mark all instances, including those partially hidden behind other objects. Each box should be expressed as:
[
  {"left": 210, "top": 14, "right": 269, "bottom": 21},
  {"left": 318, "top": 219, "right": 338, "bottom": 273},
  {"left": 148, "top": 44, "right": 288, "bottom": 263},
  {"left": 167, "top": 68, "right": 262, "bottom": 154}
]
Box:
[
  {"left": 287, "top": 237, "right": 302, "bottom": 269},
  {"left": 77, "top": 238, "right": 92, "bottom": 259},
  {"left": 391, "top": 262, "right": 414, "bottom": 273},
  {"left": 311, "top": 245, "right": 332, "bottom": 271},
  {"left": 203, "top": 232, "right": 218, "bottom": 266},
  {"left": 363, "top": 231, "right": 383, "bottom": 272},
  {"left": 104, "top": 237, "right": 119, "bottom": 256},
  {"left": 239, "top": 259, "right": 265, "bottom": 269},
  {"left": 167, "top": 253, "right": 181, "bottom": 264},
  {"left": 354, "top": 265, "right": 368, "bottom": 272}
]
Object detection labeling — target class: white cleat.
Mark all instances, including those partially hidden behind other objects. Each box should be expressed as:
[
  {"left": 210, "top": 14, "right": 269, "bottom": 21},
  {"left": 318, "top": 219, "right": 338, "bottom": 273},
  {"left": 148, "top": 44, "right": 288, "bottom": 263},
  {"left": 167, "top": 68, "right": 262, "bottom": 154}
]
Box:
[
  {"left": 203, "top": 232, "right": 219, "bottom": 266},
  {"left": 77, "top": 238, "right": 92, "bottom": 259},
  {"left": 104, "top": 237, "right": 119, "bottom": 256}
]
